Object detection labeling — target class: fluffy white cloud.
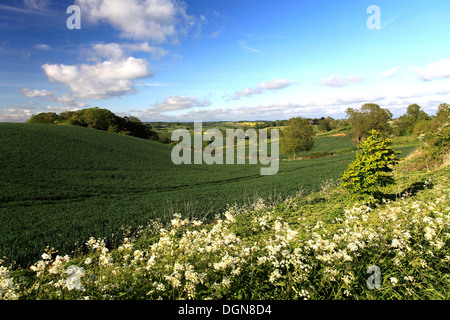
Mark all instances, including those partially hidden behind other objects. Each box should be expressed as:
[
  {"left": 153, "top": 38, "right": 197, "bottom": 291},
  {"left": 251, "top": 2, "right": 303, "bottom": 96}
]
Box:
[
  {"left": 382, "top": 67, "right": 400, "bottom": 78},
  {"left": 55, "top": 94, "right": 88, "bottom": 108},
  {"left": 320, "top": 75, "right": 364, "bottom": 87},
  {"left": 41, "top": 44, "right": 151, "bottom": 100},
  {"left": 146, "top": 95, "right": 211, "bottom": 114},
  {"left": 230, "top": 78, "right": 295, "bottom": 100},
  {"left": 418, "top": 58, "right": 450, "bottom": 81},
  {"left": 75, "top": 0, "right": 194, "bottom": 43}
]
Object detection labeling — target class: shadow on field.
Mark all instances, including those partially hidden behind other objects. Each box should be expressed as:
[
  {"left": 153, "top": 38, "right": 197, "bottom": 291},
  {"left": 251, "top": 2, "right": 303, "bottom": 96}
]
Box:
[{"left": 382, "top": 180, "right": 434, "bottom": 202}]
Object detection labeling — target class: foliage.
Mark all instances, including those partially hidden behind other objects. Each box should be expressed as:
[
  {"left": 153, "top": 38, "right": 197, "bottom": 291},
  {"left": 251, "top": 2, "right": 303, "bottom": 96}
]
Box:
[
  {"left": 346, "top": 104, "right": 392, "bottom": 142},
  {"left": 281, "top": 117, "right": 315, "bottom": 157},
  {"left": 394, "top": 104, "right": 429, "bottom": 136},
  {"left": 27, "top": 112, "right": 60, "bottom": 124},
  {"left": 435, "top": 103, "right": 450, "bottom": 124},
  {"left": 308, "top": 151, "right": 331, "bottom": 159},
  {"left": 1, "top": 164, "right": 448, "bottom": 300},
  {"left": 317, "top": 118, "right": 331, "bottom": 132},
  {"left": 27, "top": 107, "right": 159, "bottom": 141},
  {"left": 340, "top": 130, "right": 399, "bottom": 204},
  {"left": 423, "top": 122, "right": 450, "bottom": 164}
]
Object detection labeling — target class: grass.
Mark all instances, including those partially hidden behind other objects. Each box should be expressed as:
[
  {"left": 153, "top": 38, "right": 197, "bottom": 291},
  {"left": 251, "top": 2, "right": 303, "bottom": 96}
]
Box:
[
  {"left": 0, "top": 123, "right": 419, "bottom": 269},
  {"left": 1, "top": 144, "right": 447, "bottom": 300},
  {"left": 0, "top": 123, "right": 355, "bottom": 267}
]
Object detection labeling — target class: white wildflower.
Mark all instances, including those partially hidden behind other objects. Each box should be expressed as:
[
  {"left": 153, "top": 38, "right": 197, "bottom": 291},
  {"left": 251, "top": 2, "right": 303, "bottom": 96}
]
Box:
[
  {"left": 269, "top": 269, "right": 282, "bottom": 283},
  {"left": 390, "top": 277, "right": 398, "bottom": 285}
]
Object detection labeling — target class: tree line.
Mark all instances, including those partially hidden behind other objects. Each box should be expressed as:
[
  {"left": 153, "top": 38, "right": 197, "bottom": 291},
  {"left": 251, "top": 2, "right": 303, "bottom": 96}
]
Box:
[
  {"left": 281, "top": 102, "right": 449, "bottom": 158},
  {"left": 27, "top": 107, "right": 170, "bottom": 143},
  {"left": 27, "top": 103, "right": 449, "bottom": 154}
]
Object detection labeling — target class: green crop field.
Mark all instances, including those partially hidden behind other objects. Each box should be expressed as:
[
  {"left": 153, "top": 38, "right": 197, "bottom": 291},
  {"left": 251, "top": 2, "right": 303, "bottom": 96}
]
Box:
[{"left": 0, "top": 123, "right": 417, "bottom": 267}]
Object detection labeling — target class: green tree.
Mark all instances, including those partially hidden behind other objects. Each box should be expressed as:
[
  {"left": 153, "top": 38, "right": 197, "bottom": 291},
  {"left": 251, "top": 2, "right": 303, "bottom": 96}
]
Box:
[
  {"left": 413, "top": 119, "right": 432, "bottom": 137},
  {"left": 119, "top": 116, "right": 158, "bottom": 140},
  {"left": 394, "top": 104, "right": 429, "bottom": 136},
  {"left": 346, "top": 104, "right": 393, "bottom": 142},
  {"left": 27, "top": 112, "right": 60, "bottom": 124},
  {"left": 340, "top": 130, "right": 399, "bottom": 204},
  {"left": 317, "top": 118, "right": 331, "bottom": 132},
  {"left": 78, "top": 107, "right": 118, "bottom": 131},
  {"left": 281, "top": 117, "right": 314, "bottom": 158},
  {"left": 435, "top": 103, "right": 450, "bottom": 124},
  {"left": 423, "top": 121, "right": 450, "bottom": 164}
]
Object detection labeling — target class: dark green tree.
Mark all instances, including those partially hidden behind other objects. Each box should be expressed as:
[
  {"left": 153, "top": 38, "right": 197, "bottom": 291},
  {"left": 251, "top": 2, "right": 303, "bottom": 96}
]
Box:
[
  {"left": 78, "top": 107, "right": 118, "bottom": 131},
  {"left": 394, "top": 104, "right": 429, "bottom": 136},
  {"left": 281, "top": 117, "right": 314, "bottom": 158},
  {"left": 435, "top": 103, "right": 450, "bottom": 124},
  {"left": 317, "top": 118, "right": 331, "bottom": 132},
  {"left": 346, "top": 104, "right": 392, "bottom": 142},
  {"left": 27, "top": 112, "right": 60, "bottom": 124}
]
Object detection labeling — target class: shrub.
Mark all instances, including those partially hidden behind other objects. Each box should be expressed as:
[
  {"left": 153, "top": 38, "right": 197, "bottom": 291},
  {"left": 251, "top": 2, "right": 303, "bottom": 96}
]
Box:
[
  {"left": 340, "top": 130, "right": 399, "bottom": 204},
  {"left": 423, "top": 123, "right": 450, "bottom": 164},
  {"left": 309, "top": 151, "right": 331, "bottom": 159}
]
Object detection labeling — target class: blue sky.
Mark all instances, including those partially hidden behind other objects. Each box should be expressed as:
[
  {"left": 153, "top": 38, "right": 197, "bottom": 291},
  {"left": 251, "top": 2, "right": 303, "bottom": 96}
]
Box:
[{"left": 1, "top": 0, "right": 450, "bottom": 122}]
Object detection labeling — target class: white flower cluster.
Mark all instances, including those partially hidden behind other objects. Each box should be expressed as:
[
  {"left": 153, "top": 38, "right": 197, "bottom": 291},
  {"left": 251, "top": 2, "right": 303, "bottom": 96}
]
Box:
[
  {"left": 0, "top": 262, "right": 19, "bottom": 300},
  {"left": 1, "top": 175, "right": 448, "bottom": 300}
]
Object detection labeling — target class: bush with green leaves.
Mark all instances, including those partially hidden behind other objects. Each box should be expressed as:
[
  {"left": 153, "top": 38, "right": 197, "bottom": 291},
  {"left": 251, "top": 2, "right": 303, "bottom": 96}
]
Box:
[
  {"left": 423, "top": 123, "right": 449, "bottom": 164},
  {"left": 340, "top": 130, "right": 399, "bottom": 203}
]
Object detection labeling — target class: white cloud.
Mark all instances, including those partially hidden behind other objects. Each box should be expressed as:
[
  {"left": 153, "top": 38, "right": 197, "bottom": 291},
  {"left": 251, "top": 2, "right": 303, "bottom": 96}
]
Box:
[
  {"left": 418, "top": 58, "right": 450, "bottom": 81},
  {"left": 132, "top": 78, "right": 450, "bottom": 122},
  {"left": 41, "top": 45, "right": 151, "bottom": 100},
  {"left": 45, "top": 106, "right": 80, "bottom": 112},
  {"left": 0, "top": 107, "right": 33, "bottom": 122},
  {"left": 20, "top": 88, "right": 87, "bottom": 109},
  {"left": 90, "top": 43, "right": 126, "bottom": 61},
  {"left": 75, "top": 0, "right": 195, "bottom": 43},
  {"left": 55, "top": 94, "right": 88, "bottom": 108},
  {"left": 147, "top": 95, "right": 211, "bottom": 114},
  {"left": 320, "top": 75, "right": 364, "bottom": 87},
  {"left": 20, "top": 88, "right": 55, "bottom": 98},
  {"left": 123, "top": 43, "right": 169, "bottom": 60},
  {"left": 382, "top": 67, "right": 400, "bottom": 78},
  {"left": 230, "top": 78, "right": 295, "bottom": 100},
  {"left": 34, "top": 44, "right": 50, "bottom": 50},
  {"left": 86, "top": 42, "right": 168, "bottom": 63}
]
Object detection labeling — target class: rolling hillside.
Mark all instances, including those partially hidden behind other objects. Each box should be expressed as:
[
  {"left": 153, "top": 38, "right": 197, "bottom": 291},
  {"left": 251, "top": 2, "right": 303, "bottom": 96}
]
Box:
[{"left": 0, "top": 124, "right": 416, "bottom": 267}]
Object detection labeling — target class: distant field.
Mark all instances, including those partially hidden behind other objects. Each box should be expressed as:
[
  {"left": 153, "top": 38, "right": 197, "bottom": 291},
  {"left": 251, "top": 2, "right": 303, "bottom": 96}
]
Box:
[
  {"left": 282, "top": 132, "right": 357, "bottom": 159},
  {"left": 0, "top": 123, "right": 417, "bottom": 267}
]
